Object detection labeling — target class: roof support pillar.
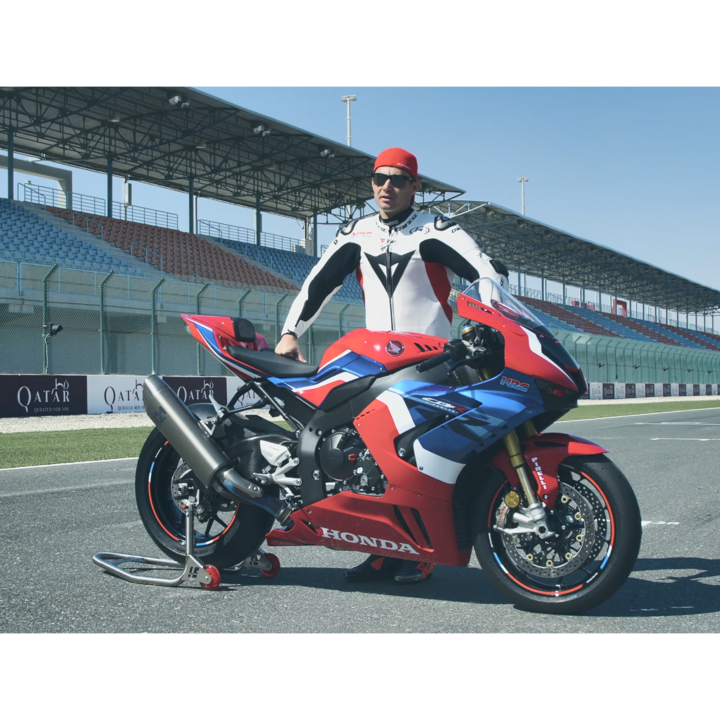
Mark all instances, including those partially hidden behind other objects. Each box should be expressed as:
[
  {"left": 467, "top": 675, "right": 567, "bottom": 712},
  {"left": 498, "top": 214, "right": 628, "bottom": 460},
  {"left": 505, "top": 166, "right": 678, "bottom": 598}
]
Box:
[
  {"left": 7, "top": 130, "right": 13, "bottom": 201},
  {"left": 562, "top": 280, "right": 566, "bottom": 306},
  {"left": 312, "top": 213, "right": 318, "bottom": 257},
  {"left": 188, "top": 175, "right": 194, "bottom": 234},
  {"left": 255, "top": 194, "right": 262, "bottom": 246},
  {"left": 542, "top": 276, "right": 546, "bottom": 302},
  {"left": 107, "top": 156, "right": 113, "bottom": 218}
]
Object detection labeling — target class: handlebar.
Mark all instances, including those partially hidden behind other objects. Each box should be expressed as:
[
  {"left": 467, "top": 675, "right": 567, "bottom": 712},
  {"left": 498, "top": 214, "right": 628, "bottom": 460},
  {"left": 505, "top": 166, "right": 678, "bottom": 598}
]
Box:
[{"left": 416, "top": 351, "right": 451, "bottom": 373}]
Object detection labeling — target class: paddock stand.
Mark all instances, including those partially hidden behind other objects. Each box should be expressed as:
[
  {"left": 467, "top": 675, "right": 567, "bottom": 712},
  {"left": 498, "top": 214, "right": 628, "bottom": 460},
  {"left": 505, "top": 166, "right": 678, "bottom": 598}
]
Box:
[{"left": 92, "top": 495, "right": 281, "bottom": 591}]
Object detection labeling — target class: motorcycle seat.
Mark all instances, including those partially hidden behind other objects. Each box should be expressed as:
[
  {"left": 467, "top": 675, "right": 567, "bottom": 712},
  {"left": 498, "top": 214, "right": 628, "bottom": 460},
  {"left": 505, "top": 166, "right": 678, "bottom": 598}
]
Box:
[{"left": 226, "top": 346, "right": 320, "bottom": 378}]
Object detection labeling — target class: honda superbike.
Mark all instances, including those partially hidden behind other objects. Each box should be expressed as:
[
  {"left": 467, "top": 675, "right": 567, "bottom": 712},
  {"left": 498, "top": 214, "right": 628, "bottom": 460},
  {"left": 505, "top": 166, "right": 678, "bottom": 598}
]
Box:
[{"left": 135, "top": 278, "right": 642, "bottom": 614}]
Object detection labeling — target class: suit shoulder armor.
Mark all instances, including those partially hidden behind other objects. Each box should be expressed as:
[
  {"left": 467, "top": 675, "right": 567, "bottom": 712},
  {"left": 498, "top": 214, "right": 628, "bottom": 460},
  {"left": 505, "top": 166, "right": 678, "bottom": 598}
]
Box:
[
  {"left": 339, "top": 218, "right": 361, "bottom": 236},
  {"left": 433, "top": 215, "right": 458, "bottom": 232}
]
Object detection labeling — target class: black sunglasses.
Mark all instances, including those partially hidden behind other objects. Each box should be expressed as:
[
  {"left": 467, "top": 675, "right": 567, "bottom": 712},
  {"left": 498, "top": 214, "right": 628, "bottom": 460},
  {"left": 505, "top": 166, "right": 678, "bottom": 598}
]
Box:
[{"left": 371, "top": 172, "right": 416, "bottom": 189}]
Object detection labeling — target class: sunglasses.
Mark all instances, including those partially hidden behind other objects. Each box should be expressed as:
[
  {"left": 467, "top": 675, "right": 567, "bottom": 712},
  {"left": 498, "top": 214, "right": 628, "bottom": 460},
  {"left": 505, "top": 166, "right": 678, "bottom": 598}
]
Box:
[{"left": 371, "top": 172, "right": 416, "bottom": 189}]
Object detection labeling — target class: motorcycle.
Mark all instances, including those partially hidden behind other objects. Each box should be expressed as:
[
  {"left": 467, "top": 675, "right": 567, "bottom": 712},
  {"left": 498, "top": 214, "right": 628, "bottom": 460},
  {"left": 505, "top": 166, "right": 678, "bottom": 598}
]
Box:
[{"left": 135, "top": 277, "right": 642, "bottom": 614}]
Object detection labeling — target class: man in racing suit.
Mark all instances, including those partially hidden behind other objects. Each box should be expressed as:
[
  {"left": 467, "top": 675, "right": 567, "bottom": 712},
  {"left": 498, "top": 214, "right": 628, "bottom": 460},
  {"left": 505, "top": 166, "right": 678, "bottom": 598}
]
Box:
[{"left": 276, "top": 147, "right": 508, "bottom": 583}]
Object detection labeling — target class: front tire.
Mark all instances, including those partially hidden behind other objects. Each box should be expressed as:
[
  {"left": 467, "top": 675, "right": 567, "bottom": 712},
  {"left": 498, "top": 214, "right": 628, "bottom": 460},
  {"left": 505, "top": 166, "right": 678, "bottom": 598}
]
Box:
[
  {"left": 473, "top": 456, "right": 642, "bottom": 614},
  {"left": 135, "top": 428, "right": 276, "bottom": 570}
]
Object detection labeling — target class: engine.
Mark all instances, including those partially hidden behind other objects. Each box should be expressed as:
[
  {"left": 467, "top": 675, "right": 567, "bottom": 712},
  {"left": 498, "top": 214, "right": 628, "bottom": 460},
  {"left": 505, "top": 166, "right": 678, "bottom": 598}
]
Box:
[{"left": 319, "top": 428, "right": 385, "bottom": 495}]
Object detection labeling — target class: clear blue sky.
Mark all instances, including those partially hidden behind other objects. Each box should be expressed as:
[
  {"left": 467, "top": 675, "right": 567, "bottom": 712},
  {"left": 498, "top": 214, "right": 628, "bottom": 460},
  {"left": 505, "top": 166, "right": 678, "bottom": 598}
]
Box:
[{"left": 3, "top": 87, "right": 719, "bottom": 296}]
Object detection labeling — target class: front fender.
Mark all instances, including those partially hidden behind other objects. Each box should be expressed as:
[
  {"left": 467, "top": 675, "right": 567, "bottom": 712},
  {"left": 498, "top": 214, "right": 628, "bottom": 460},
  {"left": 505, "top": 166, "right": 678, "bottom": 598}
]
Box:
[{"left": 489, "top": 433, "right": 607, "bottom": 508}]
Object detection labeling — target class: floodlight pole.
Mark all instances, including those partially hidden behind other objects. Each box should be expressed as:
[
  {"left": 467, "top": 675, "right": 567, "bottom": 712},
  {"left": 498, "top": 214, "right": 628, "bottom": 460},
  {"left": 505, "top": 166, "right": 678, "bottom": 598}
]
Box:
[
  {"left": 518, "top": 177, "right": 528, "bottom": 215},
  {"left": 341, "top": 95, "right": 357, "bottom": 147}
]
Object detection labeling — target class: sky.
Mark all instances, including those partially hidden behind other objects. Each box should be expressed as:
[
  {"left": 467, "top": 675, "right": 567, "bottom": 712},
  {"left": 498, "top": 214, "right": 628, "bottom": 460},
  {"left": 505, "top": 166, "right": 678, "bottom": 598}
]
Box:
[{"left": 3, "top": 86, "right": 719, "bottom": 303}]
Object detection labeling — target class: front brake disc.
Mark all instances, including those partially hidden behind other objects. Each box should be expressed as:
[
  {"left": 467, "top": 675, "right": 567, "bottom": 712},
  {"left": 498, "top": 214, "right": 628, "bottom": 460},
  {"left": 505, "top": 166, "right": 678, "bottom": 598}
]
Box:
[{"left": 497, "top": 481, "right": 597, "bottom": 578}]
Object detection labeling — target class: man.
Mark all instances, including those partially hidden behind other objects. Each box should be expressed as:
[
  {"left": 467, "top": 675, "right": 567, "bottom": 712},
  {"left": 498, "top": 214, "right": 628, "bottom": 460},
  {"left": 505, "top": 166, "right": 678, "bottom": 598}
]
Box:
[{"left": 276, "top": 147, "right": 508, "bottom": 583}]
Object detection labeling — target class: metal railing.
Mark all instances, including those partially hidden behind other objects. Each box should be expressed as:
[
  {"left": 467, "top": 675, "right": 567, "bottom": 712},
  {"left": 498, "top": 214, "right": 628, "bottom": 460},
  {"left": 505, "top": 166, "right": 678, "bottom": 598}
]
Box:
[
  {"left": 198, "top": 219, "right": 301, "bottom": 252},
  {"left": 19, "top": 183, "right": 106, "bottom": 215},
  {"left": 112, "top": 202, "right": 179, "bottom": 230},
  {"left": 129, "top": 242, "right": 164, "bottom": 273}
]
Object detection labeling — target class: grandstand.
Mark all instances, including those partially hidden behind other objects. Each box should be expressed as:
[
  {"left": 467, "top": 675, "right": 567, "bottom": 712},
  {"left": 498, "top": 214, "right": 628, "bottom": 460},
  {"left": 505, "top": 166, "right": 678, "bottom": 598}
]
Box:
[{"left": 1, "top": 86, "right": 720, "bottom": 388}]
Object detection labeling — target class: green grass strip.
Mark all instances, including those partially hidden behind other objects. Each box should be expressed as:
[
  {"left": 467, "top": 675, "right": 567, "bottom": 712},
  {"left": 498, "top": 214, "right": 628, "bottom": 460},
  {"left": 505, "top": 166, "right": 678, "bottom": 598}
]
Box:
[
  {"left": 0, "top": 427, "right": 153, "bottom": 469},
  {"left": 561, "top": 399, "right": 720, "bottom": 421},
  {"left": 1, "top": 401, "right": 719, "bottom": 469}
]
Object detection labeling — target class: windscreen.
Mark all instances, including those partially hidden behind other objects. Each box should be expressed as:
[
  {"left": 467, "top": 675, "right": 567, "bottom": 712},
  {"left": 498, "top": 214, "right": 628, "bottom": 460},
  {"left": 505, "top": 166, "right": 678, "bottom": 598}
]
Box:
[{"left": 460, "top": 278, "right": 548, "bottom": 332}]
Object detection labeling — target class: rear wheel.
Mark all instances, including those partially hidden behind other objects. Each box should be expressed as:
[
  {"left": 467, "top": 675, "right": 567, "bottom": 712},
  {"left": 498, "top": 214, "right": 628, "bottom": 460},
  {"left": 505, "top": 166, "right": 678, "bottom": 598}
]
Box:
[
  {"left": 474, "top": 456, "right": 642, "bottom": 614},
  {"left": 135, "top": 428, "right": 276, "bottom": 570}
]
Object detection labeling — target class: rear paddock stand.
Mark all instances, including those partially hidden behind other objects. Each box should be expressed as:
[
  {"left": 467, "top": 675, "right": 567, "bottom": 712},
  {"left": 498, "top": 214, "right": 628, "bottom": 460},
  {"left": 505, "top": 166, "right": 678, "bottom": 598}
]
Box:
[{"left": 92, "top": 496, "right": 281, "bottom": 590}]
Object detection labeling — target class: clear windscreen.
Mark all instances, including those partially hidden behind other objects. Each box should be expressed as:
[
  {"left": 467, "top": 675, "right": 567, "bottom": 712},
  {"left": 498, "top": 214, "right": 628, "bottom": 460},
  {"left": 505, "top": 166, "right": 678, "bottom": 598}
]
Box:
[{"left": 460, "top": 278, "right": 548, "bottom": 332}]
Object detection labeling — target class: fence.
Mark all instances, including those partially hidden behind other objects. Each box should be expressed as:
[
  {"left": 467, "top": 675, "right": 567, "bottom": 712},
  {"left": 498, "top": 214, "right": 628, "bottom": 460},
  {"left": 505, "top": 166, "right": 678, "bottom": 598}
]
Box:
[
  {"left": 1, "top": 258, "right": 719, "bottom": 383},
  {"left": 0, "top": 259, "right": 364, "bottom": 377},
  {"left": 198, "top": 219, "right": 301, "bottom": 252}
]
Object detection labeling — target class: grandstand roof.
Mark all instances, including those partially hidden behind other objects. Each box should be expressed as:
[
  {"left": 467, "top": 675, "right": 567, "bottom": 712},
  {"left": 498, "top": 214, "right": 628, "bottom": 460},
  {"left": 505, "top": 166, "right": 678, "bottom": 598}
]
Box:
[
  {"left": 0, "top": 87, "right": 462, "bottom": 220},
  {"left": 437, "top": 200, "right": 720, "bottom": 315}
]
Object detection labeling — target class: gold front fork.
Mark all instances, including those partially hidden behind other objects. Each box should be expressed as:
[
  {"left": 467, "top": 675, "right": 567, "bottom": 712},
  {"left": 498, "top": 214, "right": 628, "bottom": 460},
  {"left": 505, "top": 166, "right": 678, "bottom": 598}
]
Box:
[{"left": 476, "top": 368, "right": 544, "bottom": 512}]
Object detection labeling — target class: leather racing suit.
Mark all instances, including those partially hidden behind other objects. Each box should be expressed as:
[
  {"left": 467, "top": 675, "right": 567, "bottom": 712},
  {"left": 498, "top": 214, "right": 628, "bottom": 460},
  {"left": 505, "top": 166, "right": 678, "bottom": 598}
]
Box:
[{"left": 281, "top": 207, "right": 508, "bottom": 341}]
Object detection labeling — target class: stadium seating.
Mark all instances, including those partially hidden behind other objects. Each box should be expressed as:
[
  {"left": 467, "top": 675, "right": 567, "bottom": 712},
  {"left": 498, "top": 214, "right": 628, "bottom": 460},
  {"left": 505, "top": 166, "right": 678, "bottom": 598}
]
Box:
[
  {"left": 218, "top": 238, "right": 364, "bottom": 302},
  {"left": 0, "top": 199, "right": 140, "bottom": 275},
  {"left": 653, "top": 322, "right": 720, "bottom": 351},
  {"left": 46, "top": 209, "right": 298, "bottom": 291},
  {"left": 519, "top": 297, "right": 621, "bottom": 337},
  {"left": 593, "top": 312, "right": 683, "bottom": 346}
]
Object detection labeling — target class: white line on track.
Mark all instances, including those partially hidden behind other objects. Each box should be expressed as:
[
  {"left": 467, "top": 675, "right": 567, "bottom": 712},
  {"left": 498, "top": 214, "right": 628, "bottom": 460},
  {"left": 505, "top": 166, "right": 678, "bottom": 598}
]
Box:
[
  {"left": 556, "top": 405, "right": 720, "bottom": 423},
  {"left": 635, "top": 421, "right": 720, "bottom": 426},
  {"left": 0, "top": 457, "right": 136, "bottom": 473},
  {"left": 0, "top": 479, "right": 132, "bottom": 498},
  {"left": 642, "top": 521, "right": 680, "bottom": 526},
  {"left": 650, "top": 437, "right": 718, "bottom": 441}
]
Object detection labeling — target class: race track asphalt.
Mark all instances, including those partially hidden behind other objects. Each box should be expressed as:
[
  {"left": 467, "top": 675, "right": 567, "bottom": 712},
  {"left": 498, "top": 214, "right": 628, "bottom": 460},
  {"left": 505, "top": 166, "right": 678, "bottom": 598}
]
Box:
[{"left": 1, "top": 406, "right": 719, "bottom": 634}]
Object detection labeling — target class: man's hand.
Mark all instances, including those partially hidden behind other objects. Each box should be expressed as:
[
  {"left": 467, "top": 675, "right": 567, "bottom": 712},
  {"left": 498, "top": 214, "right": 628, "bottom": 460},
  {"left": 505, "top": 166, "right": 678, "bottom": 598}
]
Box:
[{"left": 275, "top": 333, "right": 307, "bottom": 363}]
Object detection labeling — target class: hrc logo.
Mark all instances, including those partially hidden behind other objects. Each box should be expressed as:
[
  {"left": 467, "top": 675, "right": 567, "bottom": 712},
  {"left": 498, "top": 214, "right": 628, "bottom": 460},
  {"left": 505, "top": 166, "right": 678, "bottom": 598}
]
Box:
[{"left": 500, "top": 376, "right": 530, "bottom": 393}]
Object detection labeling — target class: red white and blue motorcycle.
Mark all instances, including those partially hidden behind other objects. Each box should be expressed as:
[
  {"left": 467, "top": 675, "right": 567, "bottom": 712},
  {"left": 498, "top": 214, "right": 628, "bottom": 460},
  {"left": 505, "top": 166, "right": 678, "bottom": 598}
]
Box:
[{"left": 134, "top": 278, "right": 642, "bottom": 614}]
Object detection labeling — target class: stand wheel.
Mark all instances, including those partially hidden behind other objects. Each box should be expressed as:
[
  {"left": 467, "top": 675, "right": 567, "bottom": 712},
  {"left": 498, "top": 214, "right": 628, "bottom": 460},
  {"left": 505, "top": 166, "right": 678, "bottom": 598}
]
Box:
[
  {"left": 261, "top": 553, "right": 281, "bottom": 578},
  {"left": 200, "top": 565, "right": 222, "bottom": 590}
]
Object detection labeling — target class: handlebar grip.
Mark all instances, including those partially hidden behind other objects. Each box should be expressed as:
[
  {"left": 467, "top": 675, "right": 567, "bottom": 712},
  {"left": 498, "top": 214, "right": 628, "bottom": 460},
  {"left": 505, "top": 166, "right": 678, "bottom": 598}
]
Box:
[{"left": 416, "top": 351, "right": 451, "bottom": 373}]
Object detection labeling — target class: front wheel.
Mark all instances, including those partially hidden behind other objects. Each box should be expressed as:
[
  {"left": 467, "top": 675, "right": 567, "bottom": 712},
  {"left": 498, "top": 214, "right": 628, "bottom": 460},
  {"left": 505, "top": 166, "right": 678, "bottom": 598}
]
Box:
[{"left": 473, "top": 455, "right": 642, "bottom": 614}]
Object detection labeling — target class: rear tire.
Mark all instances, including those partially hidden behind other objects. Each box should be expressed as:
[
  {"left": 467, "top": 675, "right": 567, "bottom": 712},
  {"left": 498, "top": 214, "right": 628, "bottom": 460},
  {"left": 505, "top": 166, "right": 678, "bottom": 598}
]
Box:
[
  {"left": 473, "top": 456, "right": 642, "bottom": 614},
  {"left": 135, "top": 428, "right": 276, "bottom": 570}
]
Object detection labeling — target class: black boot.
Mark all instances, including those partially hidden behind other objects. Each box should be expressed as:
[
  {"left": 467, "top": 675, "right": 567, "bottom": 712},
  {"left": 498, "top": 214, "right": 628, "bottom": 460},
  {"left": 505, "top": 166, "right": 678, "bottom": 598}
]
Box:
[
  {"left": 344, "top": 554, "right": 402, "bottom": 583},
  {"left": 394, "top": 560, "right": 434, "bottom": 584}
]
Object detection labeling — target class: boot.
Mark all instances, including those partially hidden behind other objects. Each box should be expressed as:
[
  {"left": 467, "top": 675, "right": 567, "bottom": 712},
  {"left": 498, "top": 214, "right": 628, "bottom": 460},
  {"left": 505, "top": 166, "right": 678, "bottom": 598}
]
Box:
[
  {"left": 394, "top": 560, "right": 434, "bottom": 583},
  {"left": 344, "top": 554, "right": 402, "bottom": 583}
]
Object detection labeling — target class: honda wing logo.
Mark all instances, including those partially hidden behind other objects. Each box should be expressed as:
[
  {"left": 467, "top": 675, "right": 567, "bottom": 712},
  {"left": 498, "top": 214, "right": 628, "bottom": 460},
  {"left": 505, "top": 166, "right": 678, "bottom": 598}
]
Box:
[
  {"left": 385, "top": 340, "right": 405, "bottom": 356},
  {"left": 500, "top": 376, "right": 530, "bottom": 393}
]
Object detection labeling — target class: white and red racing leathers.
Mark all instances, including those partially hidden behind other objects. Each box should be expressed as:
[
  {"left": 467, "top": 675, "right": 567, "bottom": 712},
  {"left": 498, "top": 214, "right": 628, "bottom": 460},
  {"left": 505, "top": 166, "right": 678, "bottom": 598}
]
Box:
[{"left": 281, "top": 207, "right": 508, "bottom": 341}]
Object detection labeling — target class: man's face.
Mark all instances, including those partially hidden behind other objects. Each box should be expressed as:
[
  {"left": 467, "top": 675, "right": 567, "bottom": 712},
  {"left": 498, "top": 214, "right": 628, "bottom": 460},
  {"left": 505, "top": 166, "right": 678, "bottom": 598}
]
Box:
[{"left": 372, "top": 165, "right": 421, "bottom": 219}]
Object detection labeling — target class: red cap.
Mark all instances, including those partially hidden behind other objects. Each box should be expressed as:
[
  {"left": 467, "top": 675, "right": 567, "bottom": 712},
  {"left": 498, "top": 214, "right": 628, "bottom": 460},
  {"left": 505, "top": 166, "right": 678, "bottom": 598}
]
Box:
[{"left": 374, "top": 147, "right": 418, "bottom": 179}]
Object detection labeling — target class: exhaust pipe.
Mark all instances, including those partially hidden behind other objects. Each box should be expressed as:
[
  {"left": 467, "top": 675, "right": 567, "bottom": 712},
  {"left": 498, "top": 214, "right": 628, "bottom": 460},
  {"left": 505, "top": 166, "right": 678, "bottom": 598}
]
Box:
[{"left": 143, "top": 375, "right": 288, "bottom": 521}]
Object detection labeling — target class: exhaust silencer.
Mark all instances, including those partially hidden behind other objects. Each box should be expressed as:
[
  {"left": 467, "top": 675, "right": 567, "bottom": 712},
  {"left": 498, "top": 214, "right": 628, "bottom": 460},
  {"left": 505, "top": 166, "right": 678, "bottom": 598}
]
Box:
[{"left": 143, "top": 375, "right": 286, "bottom": 520}]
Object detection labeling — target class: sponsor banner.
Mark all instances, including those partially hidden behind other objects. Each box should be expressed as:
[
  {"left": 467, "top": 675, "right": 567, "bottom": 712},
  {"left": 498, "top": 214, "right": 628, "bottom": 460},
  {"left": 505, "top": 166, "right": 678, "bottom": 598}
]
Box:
[
  {"left": 662, "top": 383, "right": 671, "bottom": 397},
  {"left": 0, "top": 374, "right": 88, "bottom": 418},
  {"left": 645, "top": 383, "right": 655, "bottom": 398},
  {"left": 589, "top": 383, "right": 602, "bottom": 400},
  {"left": 625, "top": 383, "right": 637, "bottom": 399},
  {"left": 602, "top": 383, "right": 615, "bottom": 400},
  {"left": 87, "top": 375, "right": 146, "bottom": 414},
  {"left": 87, "top": 375, "right": 228, "bottom": 414},
  {"left": 678, "top": 383, "right": 687, "bottom": 397},
  {"left": 226, "top": 376, "right": 262, "bottom": 408},
  {"left": 671, "top": 383, "right": 679, "bottom": 396},
  {"left": 635, "top": 383, "right": 645, "bottom": 398},
  {"left": 163, "top": 376, "right": 227, "bottom": 406},
  {"left": 693, "top": 384, "right": 700, "bottom": 396},
  {"left": 614, "top": 383, "right": 626, "bottom": 400}
]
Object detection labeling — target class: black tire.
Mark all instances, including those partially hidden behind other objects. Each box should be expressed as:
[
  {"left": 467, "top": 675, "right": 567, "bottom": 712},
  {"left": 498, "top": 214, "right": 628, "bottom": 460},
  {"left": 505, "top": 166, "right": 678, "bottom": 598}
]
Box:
[
  {"left": 473, "top": 455, "right": 642, "bottom": 614},
  {"left": 135, "top": 428, "right": 276, "bottom": 570}
]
